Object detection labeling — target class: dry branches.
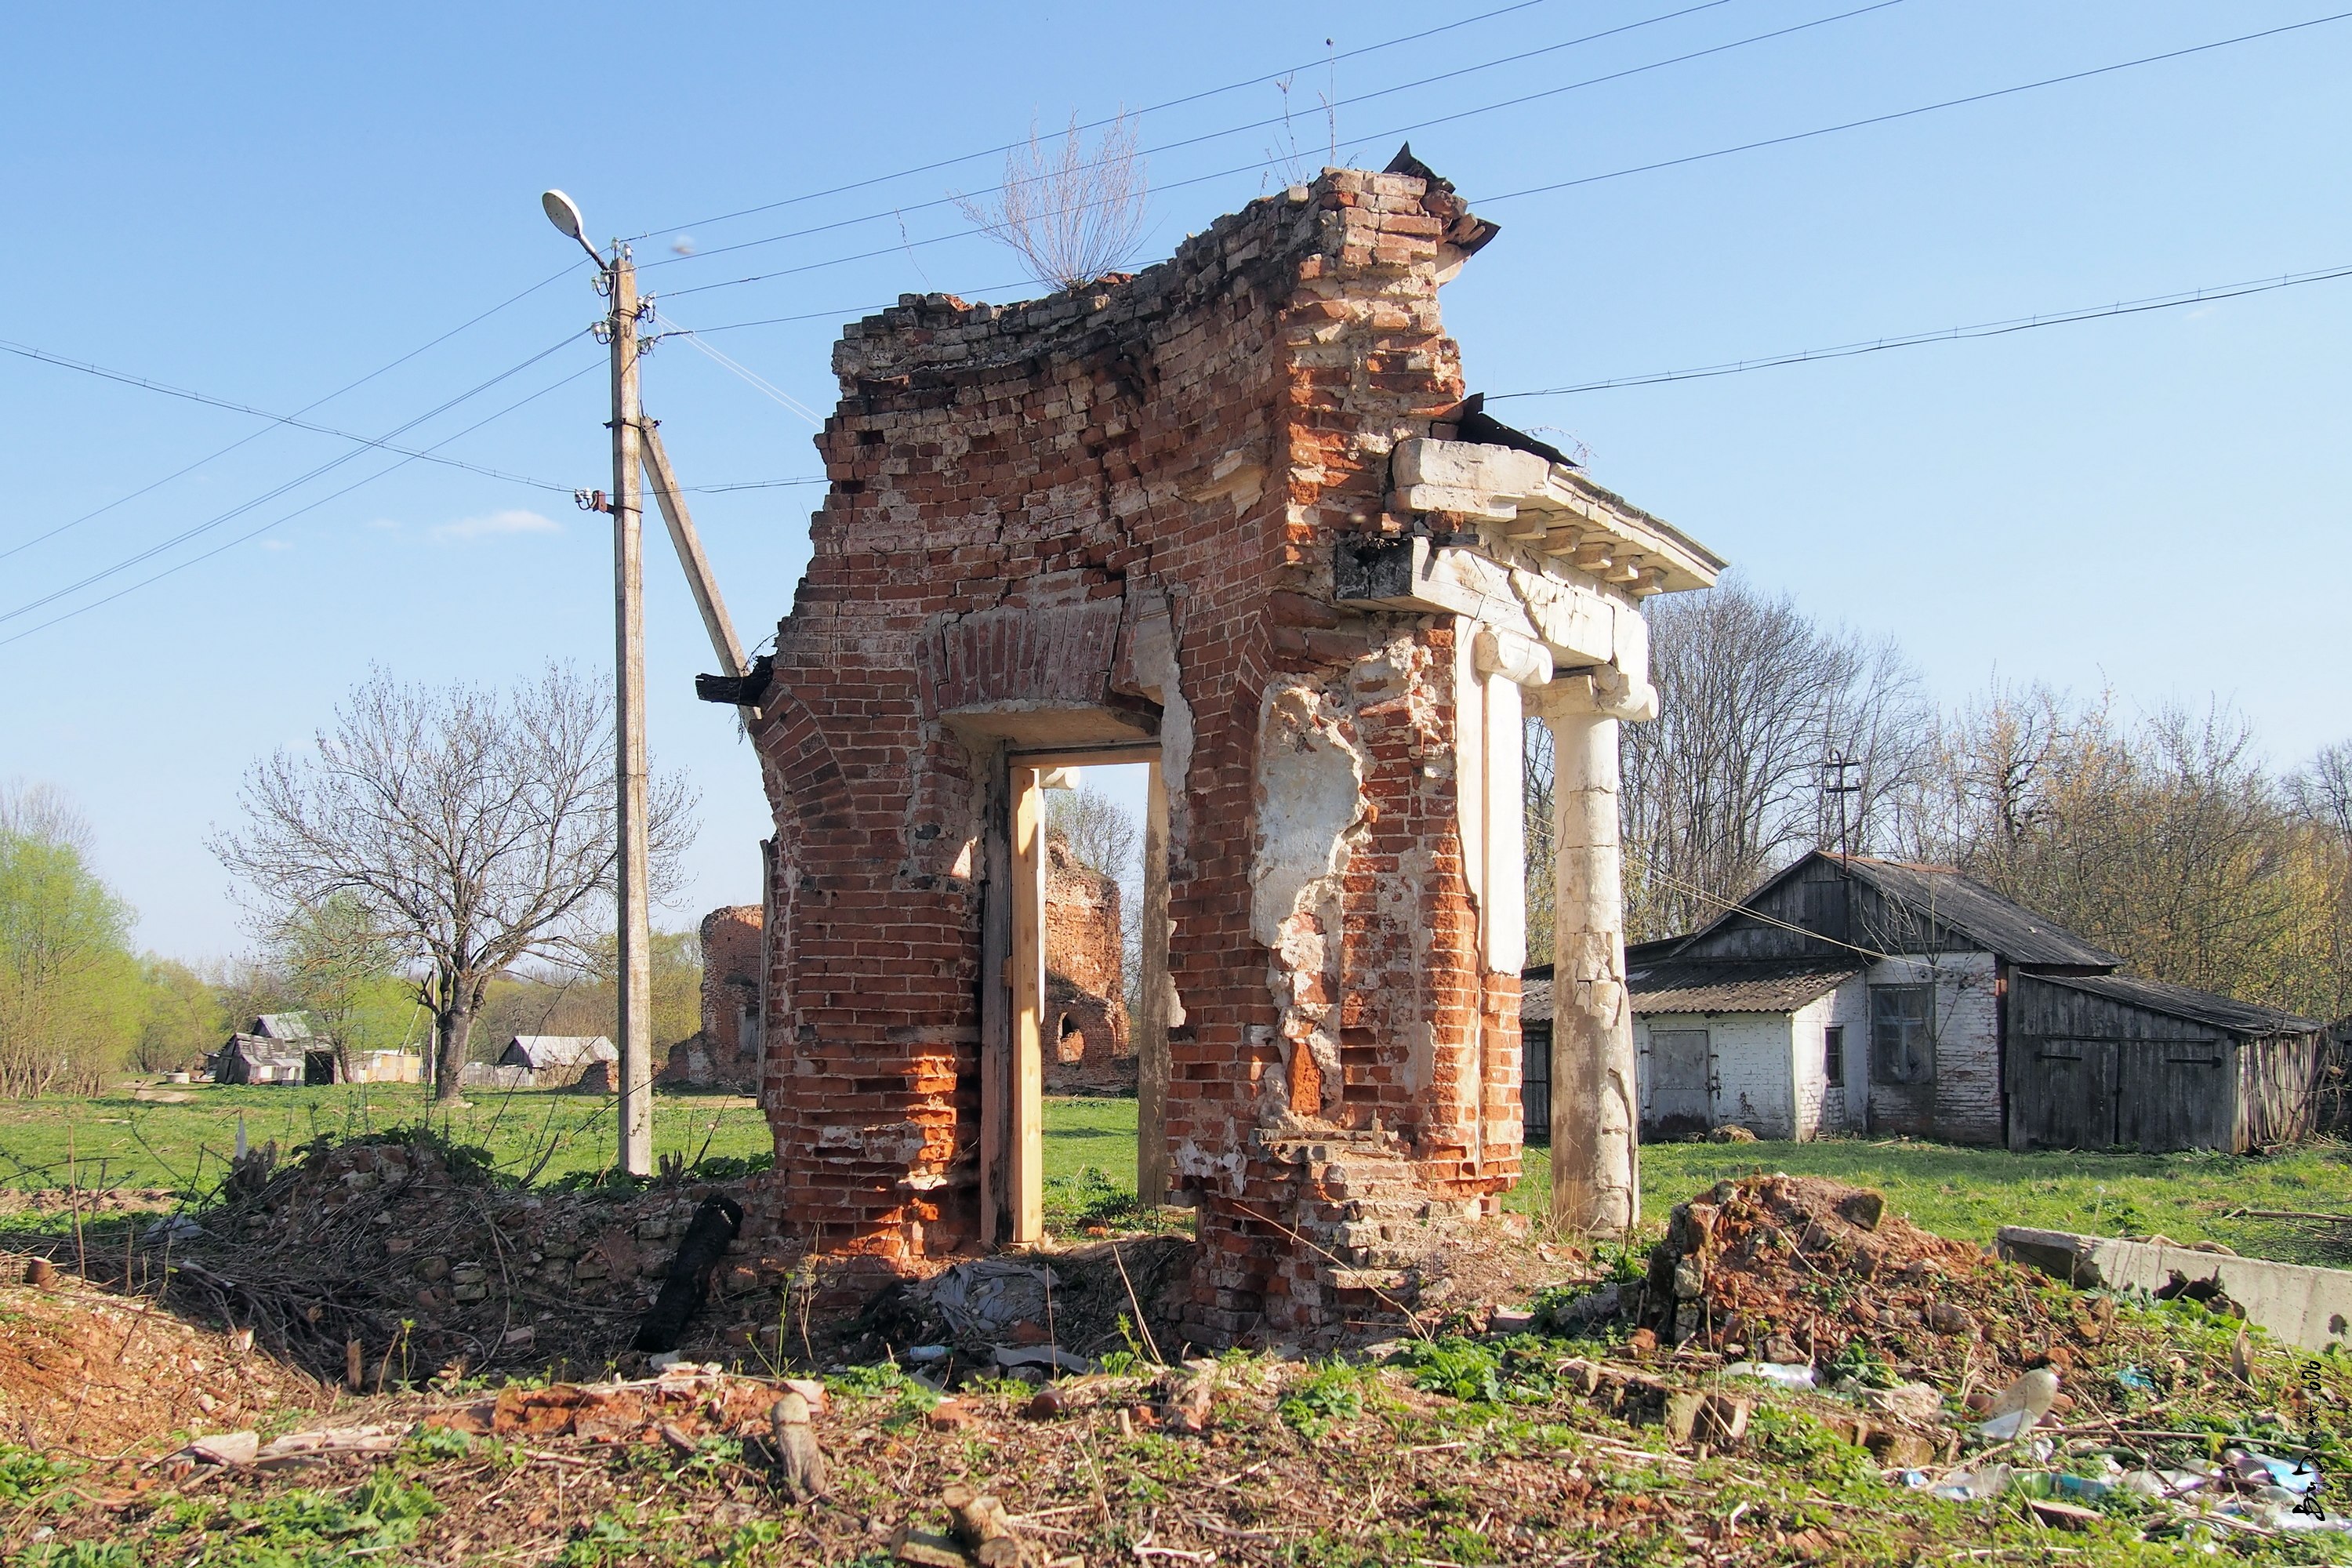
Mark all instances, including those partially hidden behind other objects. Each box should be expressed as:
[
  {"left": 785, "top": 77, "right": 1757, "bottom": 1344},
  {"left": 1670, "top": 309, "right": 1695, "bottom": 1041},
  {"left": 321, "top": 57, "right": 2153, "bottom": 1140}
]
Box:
[{"left": 956, "top": 113, "right": 1148, "bottom": 293}]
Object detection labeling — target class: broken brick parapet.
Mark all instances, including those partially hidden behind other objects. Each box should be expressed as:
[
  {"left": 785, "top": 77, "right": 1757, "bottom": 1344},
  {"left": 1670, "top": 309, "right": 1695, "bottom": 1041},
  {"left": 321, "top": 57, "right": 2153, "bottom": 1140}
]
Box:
[{"left": 753, "top": 162, "right": 1537, "bottom": 1338}]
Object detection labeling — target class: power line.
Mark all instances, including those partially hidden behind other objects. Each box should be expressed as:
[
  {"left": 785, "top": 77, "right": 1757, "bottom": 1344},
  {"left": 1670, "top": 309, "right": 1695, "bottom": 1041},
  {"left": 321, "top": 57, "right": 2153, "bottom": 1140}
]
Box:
[
  {"left": 0, "top": 358, "right": 606, "bottom": 652},
  {"left": 1472, "top": 8, "right": 2352, "bottom": 205},
  {"left": 642, "top": 0, "right": 1746, "bottom": 276},
  {"left": 0, "top": 334, "right": 595, "bottom": 628},
  {"left": 659, "top": 6, "right": 2344, "bottom": 309},
  {"left": 661, "top": 0, "right": 1904, "bottom": 303},
  {"left": 0, "top": 260, "right": 583, "bottom": 564},
  {"left": 1486, "top": 262, "right": 2352, "bottom": 399},
  {"left": 633, "top": 0, "right": 1569, "bottom": 241},
  {"left": 681, "top": 477, "right": 830, "bottom": 492},
  {"left": 0, "top": 335, "right": 583, "bottom": 495}
]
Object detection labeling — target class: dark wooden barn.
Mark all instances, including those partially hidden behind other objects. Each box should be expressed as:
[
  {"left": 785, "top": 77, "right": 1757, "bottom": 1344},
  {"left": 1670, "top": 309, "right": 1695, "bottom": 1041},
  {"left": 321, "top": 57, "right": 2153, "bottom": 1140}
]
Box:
[
  {"left": 1523, "top": 852, "right": 2332, "bottom": 1154},
  {"left": 2007, "top": 973, "right": 2325, "bottom": 1153}
]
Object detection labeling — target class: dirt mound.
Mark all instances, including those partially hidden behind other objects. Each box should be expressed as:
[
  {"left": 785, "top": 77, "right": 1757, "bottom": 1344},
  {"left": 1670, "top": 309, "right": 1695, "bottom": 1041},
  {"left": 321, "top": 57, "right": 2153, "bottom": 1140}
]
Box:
[
  {"left": 1639, "top": 1173, "right": 2117, "bottom": 1385},
  {"left": 136, "top": 1134, "right": 815, "bottom": 1381},
  {"left": 0, "top": 1276, "right": 321, "bottom": 1456}
]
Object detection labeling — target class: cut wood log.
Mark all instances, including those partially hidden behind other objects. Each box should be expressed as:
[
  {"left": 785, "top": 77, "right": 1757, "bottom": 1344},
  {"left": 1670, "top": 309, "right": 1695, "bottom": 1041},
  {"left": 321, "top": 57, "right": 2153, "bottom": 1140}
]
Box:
[
  {"left": 770, "top": 1390, "right": 827, "bottom": 1501},
  {"left": 890, "top": 1523, "right": 975, "bottom": 1566},
  {"left": 942, "top": 1482, "right": 1024, "bottom": 1566}
]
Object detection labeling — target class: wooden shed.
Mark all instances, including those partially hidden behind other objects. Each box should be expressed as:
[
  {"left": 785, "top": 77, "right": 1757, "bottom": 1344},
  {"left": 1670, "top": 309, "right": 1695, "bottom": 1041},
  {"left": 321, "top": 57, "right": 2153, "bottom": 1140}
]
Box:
[
  {"left": 212, "top": 1013, "right": 336, "bottom": 1086},
  {"left": 2007, "top": 973, "right": 2325, "bottom": 1153}
]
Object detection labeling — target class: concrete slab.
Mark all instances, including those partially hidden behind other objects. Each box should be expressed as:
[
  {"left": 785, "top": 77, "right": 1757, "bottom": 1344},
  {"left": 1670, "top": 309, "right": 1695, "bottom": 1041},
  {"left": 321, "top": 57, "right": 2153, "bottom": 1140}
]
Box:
[{"left": 1997, "top": 1225, "right": 2352, "bottom": 1353}]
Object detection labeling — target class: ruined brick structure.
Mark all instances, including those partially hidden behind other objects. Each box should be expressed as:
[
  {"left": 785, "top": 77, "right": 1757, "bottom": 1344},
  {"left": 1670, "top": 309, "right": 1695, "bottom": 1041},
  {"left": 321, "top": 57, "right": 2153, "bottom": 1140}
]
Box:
[
  {"left": 1044, "top": 837, "right": 1131, "bottom": 1091},
  {"left": 659, "top": 905, "right": 764, "bottom": 1091},
  {"left": 740, "top": 157, "right": 1720, "bottom": 1344}
]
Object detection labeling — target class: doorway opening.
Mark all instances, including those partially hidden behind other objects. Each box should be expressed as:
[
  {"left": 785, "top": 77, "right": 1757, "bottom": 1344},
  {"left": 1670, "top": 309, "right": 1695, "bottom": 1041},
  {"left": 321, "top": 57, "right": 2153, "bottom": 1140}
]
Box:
[{"left": 986, "top": 746, "right": 1168, "bottom": 1245}]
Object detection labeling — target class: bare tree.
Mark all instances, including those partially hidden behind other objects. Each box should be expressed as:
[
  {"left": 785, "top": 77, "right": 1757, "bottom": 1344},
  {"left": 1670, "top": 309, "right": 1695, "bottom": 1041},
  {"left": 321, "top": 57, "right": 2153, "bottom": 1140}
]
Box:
[
  {"left": 263, "top": 891, "right": 402, "bottom": 1078},
  {"left": 0, "top": 779, "right": 94, "bottom": 858},
  {"left": 1615, "top": 576, "right": 1932, "bottom": 938},
  {"left": 213, "top": 664, "right": 695, "bottom": 1100},
  {"left": 956, "top": 112, "right": 1149, "bottom": 292}
]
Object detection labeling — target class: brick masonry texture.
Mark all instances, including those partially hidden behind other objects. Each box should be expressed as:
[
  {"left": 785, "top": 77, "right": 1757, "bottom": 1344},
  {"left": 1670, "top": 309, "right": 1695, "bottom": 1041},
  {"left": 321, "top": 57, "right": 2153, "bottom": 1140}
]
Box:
[{"left": 750, "top": 164, "right": 1530, "bottom": 1343}]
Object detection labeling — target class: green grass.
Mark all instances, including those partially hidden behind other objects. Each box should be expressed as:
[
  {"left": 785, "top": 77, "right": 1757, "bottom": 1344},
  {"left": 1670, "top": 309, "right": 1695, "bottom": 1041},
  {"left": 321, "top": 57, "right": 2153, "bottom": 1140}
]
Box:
[
  {"left": 1510, "top": 1138, "right": 2352, "bottom": 1260},
  {"left": 0, "top": 1081, "right": 774, "bottom": 1197},
  {"left": 8, "top": 1086, "right": 2347, "bottom": 1265}
]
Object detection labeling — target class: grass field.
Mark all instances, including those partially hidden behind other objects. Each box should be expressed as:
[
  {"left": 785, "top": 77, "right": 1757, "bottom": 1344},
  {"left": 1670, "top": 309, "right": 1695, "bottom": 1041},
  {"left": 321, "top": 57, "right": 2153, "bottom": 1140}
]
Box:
[{"left": 4, "top": 1084, "right": 2347, "bottom": 1260}]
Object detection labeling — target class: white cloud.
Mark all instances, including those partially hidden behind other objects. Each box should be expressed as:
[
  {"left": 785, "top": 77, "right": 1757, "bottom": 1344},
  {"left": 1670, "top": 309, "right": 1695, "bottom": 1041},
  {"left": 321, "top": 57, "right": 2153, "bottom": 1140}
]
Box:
[
  {"left": 431, "top": 509, "right": 561, "bottom": 542},
  {"left": 259, "top": 539, "right": 292, "bottom": 551},
  {"left": 365, "top": 517, "right": 401, "bottom": 532}
]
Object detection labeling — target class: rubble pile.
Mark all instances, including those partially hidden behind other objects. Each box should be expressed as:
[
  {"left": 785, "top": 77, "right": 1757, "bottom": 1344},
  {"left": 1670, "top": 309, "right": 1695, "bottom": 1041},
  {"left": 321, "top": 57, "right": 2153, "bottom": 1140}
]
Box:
[
  {"left": 859, "top": 1236, "right": 1195, "bottom": 1378},
  {"left": 1585, "top": 1174, "right": 2352, "bottom": 1541},
  {"left": 1635, "top": 1172, "right": 2117, "bottom": 1384},
  {"left": 167, "top": 1134, "right": 806, "bottom": 1377}
]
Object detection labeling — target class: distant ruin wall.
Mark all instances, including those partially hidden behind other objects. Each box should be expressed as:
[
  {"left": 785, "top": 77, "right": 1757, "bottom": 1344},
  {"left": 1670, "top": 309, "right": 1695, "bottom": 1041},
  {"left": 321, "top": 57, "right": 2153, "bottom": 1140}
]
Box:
[
  {"left": 659, "top": 905, "right": 764, "bottom": 1092},
  {"left": 1045, "top": 837, "right": 1130, "bottom": 1091}
]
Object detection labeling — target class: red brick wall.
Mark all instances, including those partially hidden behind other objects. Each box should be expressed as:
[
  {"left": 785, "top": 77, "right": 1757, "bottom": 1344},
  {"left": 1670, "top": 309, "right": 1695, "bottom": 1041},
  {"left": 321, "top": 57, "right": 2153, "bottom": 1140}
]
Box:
[{"left": 752, "top": 165, "right": 1525, "bottom": 1337}]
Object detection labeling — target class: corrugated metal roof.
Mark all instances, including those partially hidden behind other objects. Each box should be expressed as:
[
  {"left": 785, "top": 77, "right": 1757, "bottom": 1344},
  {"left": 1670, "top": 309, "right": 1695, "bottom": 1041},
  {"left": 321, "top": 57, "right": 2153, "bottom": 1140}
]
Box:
[
  {"left": 252, "top": 1012, "right": 314, "bottom": 1040},
  {"left": 503, "top": 1035, "right": 618, "bottom": 1070},
  {"left": 1521, "top": 956, "right": 1862, "bottom": 1021},
  {"left": 2035, "top": 973, "right": 2321, "bottom": 1037},
  {"left": 1836, "top": 857, "right": 2124, "bottom": 968},
  {"left": 1628, "top": 956, "right": 1863, "bottom": 1015},
  {"left": 1523, "top": 971, "right": 1553, "bottom": 1025}
]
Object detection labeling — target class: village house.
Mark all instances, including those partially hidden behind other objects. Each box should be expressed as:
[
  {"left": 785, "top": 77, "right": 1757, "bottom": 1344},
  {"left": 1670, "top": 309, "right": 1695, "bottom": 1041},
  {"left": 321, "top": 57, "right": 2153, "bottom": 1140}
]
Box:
[
  {"left": 463, "top": 1034, "right": 618, "bottom": 1091},
  {"left": 1523, "top": 851, "right": 2326, "bottom": 1153},
  {"left": 212, "top": 1013, "right": 336, "bottom": 1086}
]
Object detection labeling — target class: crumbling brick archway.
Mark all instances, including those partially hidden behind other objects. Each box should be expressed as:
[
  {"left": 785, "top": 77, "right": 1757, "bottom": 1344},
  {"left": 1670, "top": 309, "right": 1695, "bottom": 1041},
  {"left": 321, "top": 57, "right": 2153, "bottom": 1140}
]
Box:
[{"left": 738, "top": 158, "right": 1720, "bottom": 1344}]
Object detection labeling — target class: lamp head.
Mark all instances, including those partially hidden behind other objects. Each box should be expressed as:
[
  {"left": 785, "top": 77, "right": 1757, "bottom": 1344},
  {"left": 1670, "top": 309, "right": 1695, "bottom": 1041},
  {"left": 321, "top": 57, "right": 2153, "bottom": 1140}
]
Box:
[{"left": 541, "top": 190, "right": 604, "bottom": 265}]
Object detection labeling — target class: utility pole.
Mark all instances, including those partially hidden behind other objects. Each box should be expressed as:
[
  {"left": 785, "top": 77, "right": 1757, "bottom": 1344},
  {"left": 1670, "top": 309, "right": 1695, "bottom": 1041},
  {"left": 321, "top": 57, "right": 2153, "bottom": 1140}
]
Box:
[
  {"left": 546, "top": 190, "right": 653, "bottom": 1178},
  {"left": 608, "top": 245, "right": 655, "bottom": 1178}
]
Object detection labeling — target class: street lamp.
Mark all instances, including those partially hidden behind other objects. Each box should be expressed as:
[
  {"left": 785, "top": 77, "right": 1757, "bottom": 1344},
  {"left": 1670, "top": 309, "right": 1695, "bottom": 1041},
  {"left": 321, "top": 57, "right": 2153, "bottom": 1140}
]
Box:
[{"left": 543, "top": 187, "right": 653, "bottom": 1178}]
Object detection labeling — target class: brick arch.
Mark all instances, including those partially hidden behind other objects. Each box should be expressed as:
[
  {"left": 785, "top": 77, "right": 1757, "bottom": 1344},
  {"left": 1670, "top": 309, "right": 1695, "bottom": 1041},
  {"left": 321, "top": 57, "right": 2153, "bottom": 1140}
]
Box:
[
  {"left": 915, "top": 598, "right": 1125, "bottom": 719},
  {"left": 755, "top": 688, "right": 851, "bottom": 837}
]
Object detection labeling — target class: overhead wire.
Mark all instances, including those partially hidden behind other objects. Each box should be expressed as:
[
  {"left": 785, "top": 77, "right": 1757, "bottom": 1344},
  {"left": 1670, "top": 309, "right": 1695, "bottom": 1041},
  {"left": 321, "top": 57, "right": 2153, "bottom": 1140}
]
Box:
[
  {"left": 659, "top": 6, "right": 2347, "bottom": 308},
  {"left": 1471, "top": 7, "right": 2352, "bottom": 205},
  {"left": 648, "top": 309, "right": 828, "bottom": 428},
  {"left": 642, "top": 0, "right": 1746, "bottom": 274},
  {"left": 0, "top": 356, "right": 607, "bottom": 651},
  {"left": 1486, "top": 263, "right": 2352, "bottom": 398},
  {"left": 0, "top": 336, "right": 582, "bottom": 495},
  {"left": 633, "top": 0, "right": 1570, "bottom": 240},
  {"left": 0, "top": 259, "right": 584, "bottom": 564},
  {"left": 659, "top": 0, "right": 1898, "bottom": 299},
  {"left": 0, "top": 332, "right": 594, "bottom": 628}
]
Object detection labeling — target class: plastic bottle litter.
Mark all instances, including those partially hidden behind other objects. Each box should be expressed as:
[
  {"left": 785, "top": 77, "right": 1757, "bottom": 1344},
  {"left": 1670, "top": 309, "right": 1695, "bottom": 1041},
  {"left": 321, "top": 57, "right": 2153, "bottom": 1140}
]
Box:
[
  {"left": 906, "top": 1345, "right": 951, "bottom": 1363},
  {"left": 1976, "top": 1368, "right": 2059, "bottom": 1441},
  {"left": 1932, "top": 1463, "right": 2013, "bottom": 1501},
  {"left": 2227, "top": 1449, "right": 2320, "bottom": 1497},
  {"left": 2114, "top": 1365, "right": 2158, "bottom": 1393},
  {"left": 1720, "top": 1362, "right": 1817, "bottom": 1391}
]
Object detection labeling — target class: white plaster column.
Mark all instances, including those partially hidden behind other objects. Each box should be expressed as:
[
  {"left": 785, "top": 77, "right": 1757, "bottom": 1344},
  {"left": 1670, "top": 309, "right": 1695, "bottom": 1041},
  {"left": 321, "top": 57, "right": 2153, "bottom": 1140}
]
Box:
[
  {"left": 1471, "top": 626, "right": 1552, "bottom": 974},
  {"left": 1537, "top": 673, "right": 1646, "bottom": 1235}
]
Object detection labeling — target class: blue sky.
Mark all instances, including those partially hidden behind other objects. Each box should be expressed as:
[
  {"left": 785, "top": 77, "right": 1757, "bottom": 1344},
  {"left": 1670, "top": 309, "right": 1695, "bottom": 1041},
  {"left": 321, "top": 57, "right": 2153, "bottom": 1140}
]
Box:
[{"left": 3, "top": 0, "right": 2347, "bottom": 961}]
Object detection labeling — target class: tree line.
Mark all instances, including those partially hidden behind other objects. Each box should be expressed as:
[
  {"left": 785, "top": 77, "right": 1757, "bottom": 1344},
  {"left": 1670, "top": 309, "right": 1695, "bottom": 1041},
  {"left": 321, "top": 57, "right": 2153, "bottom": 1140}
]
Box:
[
  {"left": 0, "top": 663, "right": 704, "bottom": 1099},
  {"left": 1526, "top": 578, "right": 2352, "bottom": 1023}
]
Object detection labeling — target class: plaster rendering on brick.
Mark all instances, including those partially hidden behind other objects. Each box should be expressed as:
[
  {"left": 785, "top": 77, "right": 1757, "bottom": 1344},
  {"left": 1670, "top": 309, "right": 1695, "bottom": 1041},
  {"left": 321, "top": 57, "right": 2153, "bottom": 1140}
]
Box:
[{"left": 719, "top": 153, "right": 1723, "bottom": 1345}]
